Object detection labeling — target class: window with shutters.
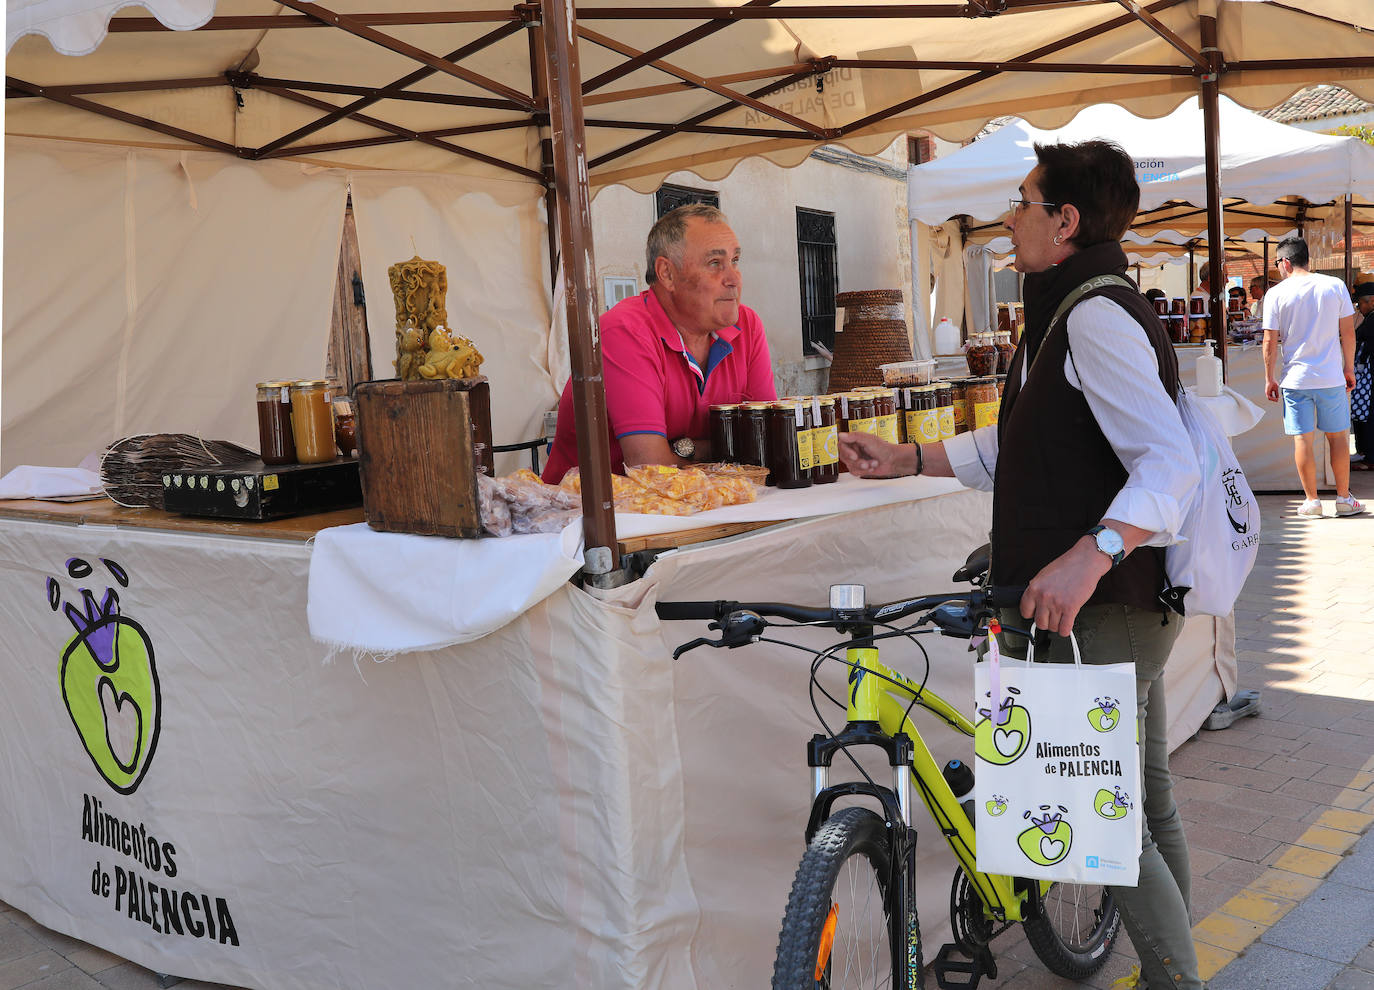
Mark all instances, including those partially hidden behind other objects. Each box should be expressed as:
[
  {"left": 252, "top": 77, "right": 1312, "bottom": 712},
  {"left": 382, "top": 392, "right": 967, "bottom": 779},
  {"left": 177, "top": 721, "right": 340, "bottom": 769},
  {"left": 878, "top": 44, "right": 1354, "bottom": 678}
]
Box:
[
  {"left": 654, "top": 184, "right": 720, "bottom": 218},
  {"left": 907, "top": 134, "right": 935, "bottom": 165},
  {"left": 796, "top": 208, "right": 838, "bottom": 356}
]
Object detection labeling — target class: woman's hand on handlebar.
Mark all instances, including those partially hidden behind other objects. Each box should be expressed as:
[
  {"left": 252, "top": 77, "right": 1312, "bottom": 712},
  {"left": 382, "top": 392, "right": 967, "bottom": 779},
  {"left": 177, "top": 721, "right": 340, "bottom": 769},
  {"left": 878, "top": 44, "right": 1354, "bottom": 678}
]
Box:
[{"left": 837, "top": 433, "right": 916, "bottom": 478}]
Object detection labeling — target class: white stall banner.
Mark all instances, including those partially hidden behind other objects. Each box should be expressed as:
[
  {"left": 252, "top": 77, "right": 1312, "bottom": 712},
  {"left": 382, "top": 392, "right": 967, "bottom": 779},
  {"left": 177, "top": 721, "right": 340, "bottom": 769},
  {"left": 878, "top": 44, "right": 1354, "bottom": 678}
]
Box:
[{"left": 973, "top": 629, "right": 1140, "bottom": 885}]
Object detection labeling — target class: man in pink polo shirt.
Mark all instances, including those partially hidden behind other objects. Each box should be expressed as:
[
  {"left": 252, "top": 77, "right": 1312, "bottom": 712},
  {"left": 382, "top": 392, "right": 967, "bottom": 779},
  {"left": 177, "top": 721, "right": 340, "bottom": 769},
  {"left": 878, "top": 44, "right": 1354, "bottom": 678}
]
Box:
[{"left": 542, "top": 203, "right": 777, "bottom": 483}]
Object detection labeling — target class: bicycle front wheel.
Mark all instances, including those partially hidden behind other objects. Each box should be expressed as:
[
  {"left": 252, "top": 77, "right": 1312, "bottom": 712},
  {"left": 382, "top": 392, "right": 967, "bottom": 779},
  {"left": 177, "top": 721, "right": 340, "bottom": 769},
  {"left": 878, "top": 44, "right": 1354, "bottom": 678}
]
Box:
[
  {"left": 1021, "top": 880, "right": 1120, "bottom": 979},
  {"left": 772, "top": 806, "right": 919, "bottom": 989}
]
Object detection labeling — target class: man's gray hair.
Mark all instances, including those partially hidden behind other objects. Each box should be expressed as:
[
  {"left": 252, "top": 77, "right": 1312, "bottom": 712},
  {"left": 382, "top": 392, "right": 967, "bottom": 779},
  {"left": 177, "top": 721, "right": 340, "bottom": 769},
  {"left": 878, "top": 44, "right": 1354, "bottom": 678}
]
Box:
[{"left": 645, "top": 203, "right": 729, "bottom": 284}]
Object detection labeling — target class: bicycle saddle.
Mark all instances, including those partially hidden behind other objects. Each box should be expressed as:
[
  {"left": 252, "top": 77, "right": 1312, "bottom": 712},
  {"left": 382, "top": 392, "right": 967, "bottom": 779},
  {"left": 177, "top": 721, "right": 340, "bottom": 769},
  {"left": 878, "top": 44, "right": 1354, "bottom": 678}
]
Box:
[{"left": 952, "top": 543, "right": 991, "bottom": 584}]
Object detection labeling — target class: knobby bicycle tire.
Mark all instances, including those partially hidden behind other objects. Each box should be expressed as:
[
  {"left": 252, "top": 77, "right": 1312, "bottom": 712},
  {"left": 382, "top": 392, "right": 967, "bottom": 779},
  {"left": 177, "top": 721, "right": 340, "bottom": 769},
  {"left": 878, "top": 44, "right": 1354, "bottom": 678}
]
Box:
[
  {"left": 1021, "top": 880, "right": 1120, "bottom": 979},
  {"left": 771, "top": 806, "right": 922, "bottom": 989}
]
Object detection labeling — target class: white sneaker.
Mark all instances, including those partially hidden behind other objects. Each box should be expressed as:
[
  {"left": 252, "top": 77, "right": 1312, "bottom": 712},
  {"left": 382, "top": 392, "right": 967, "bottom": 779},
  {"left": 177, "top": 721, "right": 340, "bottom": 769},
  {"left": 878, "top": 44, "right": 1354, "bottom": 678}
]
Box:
[
  {"left": 1297, "top": 499, "right": 1324, "bottom": 518},
  {"left": 1336, "top": 495, "right": 1367, "bottom": 517}
]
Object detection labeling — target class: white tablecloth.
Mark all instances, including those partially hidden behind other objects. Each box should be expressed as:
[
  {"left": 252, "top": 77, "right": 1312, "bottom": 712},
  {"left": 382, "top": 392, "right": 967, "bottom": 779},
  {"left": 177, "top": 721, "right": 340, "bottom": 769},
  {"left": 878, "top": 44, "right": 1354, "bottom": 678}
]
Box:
[{"left": 308, "top": 474, "right": 965, "bottom": 654}]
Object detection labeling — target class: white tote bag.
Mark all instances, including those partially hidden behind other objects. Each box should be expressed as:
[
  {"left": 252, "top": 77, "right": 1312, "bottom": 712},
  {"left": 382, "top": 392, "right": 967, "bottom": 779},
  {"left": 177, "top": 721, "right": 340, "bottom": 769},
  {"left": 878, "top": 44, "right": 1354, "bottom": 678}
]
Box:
[{"left": 972, "top": 627, "right": 1141, "bottom": 885}]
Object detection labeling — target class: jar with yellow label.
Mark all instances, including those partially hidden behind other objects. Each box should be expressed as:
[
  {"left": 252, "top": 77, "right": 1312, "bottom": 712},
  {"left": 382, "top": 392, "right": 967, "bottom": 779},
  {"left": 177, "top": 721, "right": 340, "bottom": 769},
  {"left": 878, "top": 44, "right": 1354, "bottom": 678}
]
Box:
[
  {"left": 289, "top": 380, "right": 336, "bottom": 464},
  {"left": 906, "top": 385, "right": 942, "bottom": 444},
  {"left": 847, "top": 393, "right": 878, "bottom": 436},
  {"left": 766, "top": 401, "right": 811, "bottom": 489},
  {"left": 934, "top": 382, "right": 956, "bottom": 441},
  {"left": 793, "top": 397, "right": 815, "bottom": 478},
  {"left": 811, "top": 396, "right": 838, "bottom": 484},
  {"left": 893, "top": 388, "right": 909, "bottom": 444},
  {"left": 967, "top": 377, "right": 1000, "bottom": 429},
  {"left": 949, "top": 379, "right": 969, "bottom": 434},
  {"left": 872, "top": 388, "right": 899, "bottom": 444}
]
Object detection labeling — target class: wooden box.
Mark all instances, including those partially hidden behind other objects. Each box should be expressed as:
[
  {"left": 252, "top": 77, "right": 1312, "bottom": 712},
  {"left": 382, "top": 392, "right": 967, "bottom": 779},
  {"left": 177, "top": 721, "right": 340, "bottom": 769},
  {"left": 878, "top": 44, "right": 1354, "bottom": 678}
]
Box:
[{"left": 354, "top": 378, "right": 493, "bottom": 538}]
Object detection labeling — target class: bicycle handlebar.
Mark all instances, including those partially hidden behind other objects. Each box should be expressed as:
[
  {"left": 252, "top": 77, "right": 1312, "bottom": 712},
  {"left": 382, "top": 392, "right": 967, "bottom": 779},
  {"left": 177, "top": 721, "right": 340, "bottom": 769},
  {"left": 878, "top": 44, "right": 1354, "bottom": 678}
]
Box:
[{"left": 655, "top": 584, "right": 1026, "bottom": 627}]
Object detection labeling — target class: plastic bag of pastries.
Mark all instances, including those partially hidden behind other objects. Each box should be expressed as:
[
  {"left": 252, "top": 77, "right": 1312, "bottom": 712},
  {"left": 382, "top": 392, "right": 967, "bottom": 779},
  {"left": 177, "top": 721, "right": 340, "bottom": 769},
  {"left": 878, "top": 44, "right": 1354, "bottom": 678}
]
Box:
[{"left": 624, "top": 464, "right": 711, "bottom": 499}]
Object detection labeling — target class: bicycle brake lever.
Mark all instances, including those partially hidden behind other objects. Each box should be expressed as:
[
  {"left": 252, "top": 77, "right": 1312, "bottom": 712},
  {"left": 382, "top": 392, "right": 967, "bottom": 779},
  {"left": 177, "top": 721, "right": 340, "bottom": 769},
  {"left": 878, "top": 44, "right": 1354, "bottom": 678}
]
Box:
[{"left": 672, "top": 637, "right": 717, "bottom": 660}]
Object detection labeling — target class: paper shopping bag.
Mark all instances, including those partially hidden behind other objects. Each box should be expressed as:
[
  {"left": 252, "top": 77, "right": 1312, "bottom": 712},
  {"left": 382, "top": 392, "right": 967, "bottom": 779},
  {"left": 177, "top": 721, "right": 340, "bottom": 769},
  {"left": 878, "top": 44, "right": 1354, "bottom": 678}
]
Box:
[{"left": 972, "top": 628, "right": 1140, "bottom": 886}]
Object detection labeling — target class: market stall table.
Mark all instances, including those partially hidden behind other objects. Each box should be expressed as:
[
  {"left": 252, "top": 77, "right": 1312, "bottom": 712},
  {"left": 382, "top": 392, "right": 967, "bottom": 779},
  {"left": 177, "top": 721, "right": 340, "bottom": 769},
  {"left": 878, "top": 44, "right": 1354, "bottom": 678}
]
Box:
[{"left": 0, "top": 479, "right": 1234, "bottom": 990}]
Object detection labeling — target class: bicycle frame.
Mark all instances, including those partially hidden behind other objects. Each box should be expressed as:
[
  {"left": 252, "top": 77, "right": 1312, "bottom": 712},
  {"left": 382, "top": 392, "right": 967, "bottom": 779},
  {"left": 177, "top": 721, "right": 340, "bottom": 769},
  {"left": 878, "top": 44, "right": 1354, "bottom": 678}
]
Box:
[{"left": 813, "top": 638, "right": 1033, "bottom": 926}]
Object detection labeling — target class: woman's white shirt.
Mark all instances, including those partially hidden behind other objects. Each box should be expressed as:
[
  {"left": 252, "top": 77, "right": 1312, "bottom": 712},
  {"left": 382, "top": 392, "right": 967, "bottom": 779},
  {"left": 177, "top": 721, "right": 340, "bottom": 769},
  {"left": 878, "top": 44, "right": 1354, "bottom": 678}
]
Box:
[{"left": 943, "top": 295, "right": 1199, "bottom": 546}]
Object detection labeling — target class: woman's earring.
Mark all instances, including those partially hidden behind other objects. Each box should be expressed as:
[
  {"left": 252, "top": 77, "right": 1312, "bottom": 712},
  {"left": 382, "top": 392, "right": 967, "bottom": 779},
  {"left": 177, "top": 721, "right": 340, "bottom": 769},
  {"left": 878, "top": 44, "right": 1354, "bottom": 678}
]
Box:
[{"left": 1053, "top": 235, "right": 1063, "bottom": 245}]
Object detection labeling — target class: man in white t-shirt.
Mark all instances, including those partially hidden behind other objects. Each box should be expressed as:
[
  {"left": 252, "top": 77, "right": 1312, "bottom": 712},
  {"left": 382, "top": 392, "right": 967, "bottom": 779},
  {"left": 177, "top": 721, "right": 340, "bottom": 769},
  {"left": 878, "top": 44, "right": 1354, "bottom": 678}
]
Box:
[{"left": 1262, "top": 236, "right": 1361, "bottom": 517}]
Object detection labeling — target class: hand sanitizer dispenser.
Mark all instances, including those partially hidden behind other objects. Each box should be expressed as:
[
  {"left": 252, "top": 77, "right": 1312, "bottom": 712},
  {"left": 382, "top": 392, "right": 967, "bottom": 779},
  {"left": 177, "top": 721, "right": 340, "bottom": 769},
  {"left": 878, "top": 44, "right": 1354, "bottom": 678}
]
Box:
[{"left": 1195, "top": 340, "right": 1223, "bottom": 397}]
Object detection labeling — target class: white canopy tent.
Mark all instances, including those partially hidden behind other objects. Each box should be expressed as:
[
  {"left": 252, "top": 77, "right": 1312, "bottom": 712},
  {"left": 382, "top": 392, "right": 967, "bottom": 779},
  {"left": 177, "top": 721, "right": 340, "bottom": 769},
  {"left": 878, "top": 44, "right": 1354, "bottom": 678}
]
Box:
[{"left": 906, "top": 95, "right": 1374, "bottom": 346}]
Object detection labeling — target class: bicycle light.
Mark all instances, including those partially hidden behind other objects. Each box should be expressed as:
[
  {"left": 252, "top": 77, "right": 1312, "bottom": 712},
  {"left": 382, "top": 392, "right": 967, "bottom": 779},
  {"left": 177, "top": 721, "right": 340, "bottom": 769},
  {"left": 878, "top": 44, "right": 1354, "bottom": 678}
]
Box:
[{"left": 829, "top": 584, "right": 865, "bottom": 610}]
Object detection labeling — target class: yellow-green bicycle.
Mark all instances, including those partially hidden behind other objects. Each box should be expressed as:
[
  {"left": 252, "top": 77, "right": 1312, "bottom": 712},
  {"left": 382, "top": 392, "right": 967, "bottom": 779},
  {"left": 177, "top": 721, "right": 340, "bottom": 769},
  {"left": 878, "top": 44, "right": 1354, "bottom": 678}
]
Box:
[{"left": 658, "top": 578, "right": 1121, "bottom": 990}]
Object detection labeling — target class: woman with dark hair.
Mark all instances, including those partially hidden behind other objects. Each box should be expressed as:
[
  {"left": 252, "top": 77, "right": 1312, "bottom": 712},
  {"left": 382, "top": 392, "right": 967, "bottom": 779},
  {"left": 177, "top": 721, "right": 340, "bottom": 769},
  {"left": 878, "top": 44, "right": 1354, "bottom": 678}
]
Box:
[{"left": 840, "top": 139, "right": 1203, "bottom": 990}]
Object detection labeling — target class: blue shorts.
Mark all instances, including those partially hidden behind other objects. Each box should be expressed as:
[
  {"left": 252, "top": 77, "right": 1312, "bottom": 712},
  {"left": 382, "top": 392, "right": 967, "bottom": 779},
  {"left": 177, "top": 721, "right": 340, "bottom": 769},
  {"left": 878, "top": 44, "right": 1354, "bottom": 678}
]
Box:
[{"left": 1282, "top": 386, "right": 1350, "bottom": 435}]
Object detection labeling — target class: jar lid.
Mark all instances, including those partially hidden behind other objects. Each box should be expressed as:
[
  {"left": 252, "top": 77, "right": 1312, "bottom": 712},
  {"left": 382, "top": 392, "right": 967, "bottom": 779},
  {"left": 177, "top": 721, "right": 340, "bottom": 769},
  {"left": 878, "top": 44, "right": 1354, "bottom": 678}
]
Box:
[
  {"left": 290, "top": 379, "right": 330, "bottom": 389},
  {"left": 709, "top": 403, "right": 741, "bottom": 411},
  {"left": 771, "top": 399, "right": 801, "bottom": 410},
  {"left": 817, "top": 396, "right": 836, "bottom": 406},
  {"left": 256, "top": 380, "right": 294, "bottom": 389},
  {"left": 743, "top": 401, "right": 773, "bottom": 410},
  {"left": 915, "top": 383, "right": 940, "bottom": 392}
]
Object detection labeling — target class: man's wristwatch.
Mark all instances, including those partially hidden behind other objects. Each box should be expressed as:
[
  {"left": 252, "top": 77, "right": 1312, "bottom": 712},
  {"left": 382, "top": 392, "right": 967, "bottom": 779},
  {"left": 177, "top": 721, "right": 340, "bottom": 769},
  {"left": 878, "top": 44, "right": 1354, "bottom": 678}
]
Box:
[
  {"left": 671, "top": 437, "right": 696, "bottom": 460},
  {"left": 1087, "top": 525, "right": 1126, "bottom": 568}
]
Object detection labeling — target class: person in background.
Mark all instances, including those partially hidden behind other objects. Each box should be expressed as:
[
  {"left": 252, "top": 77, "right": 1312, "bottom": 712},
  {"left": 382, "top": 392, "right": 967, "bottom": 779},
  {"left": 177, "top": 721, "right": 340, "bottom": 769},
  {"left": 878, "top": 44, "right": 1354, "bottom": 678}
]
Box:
[
  {"left": 1261, "top": 236, "right": 1362, "bottom": 516},
  {"left": 1249, "top": 275, "right": 1267, "bottom": 318},
  {"left": 541, "top": 204, "right": 776, "bottom": 483},
  {"left": 1191, "top": 260, "right": 1225, "bottom": 305},
  {"left": 839, "top": 139, "right": 1203, "bottom": 990},
  {"left": 1351, "top": 282, "right": 1374, "bottom": 470}
]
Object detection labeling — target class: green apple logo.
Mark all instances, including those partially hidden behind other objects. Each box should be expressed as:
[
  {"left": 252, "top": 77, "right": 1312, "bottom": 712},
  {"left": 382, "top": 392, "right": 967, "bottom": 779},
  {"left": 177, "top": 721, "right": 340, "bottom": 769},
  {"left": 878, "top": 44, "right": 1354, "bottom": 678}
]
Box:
[
  {"left": 1018, "top": 805, "right": 1073, "bottom": 866},
  {"left": 48, "top": 559, "right": 161, "bottom": 794},
  {"left": 974, "top": 686, "right": 1031, "bottom": 765},
  {"left": 1095, "top": 786, "right": 1133, "bottom": 820},
  {"left": 1087, "top": 696, "right": 1121, "bottom": 733},
  {"left": 986, "top": 795, "right": 1008, "bottom": 817}
]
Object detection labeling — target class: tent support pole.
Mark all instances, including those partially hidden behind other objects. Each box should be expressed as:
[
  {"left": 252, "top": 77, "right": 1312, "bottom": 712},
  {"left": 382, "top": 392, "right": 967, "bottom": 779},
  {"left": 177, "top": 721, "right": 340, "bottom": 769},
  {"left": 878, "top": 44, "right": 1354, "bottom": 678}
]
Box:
[
  {"left": 1263, "top": 237, "right": 1270, "bottom": 294},
  {"left": 1346, "top": 194, "right": 1354, "bottom": 287},
  {"left": 527, "top": 21, "right": 560, "bottom": 286},
  {"left": 1200, "top": 14, "right": 1227, "bottom": 379},
  {"left": 541, "top": 0, "right": 621, "bottom": 585}
]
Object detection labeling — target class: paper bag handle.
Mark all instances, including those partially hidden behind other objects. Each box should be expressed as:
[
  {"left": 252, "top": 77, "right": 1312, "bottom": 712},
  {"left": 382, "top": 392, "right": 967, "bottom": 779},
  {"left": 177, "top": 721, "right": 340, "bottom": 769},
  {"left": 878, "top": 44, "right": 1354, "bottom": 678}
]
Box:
[{"left": 1024, "top": 624, "right": 1083, "bottom": 667}]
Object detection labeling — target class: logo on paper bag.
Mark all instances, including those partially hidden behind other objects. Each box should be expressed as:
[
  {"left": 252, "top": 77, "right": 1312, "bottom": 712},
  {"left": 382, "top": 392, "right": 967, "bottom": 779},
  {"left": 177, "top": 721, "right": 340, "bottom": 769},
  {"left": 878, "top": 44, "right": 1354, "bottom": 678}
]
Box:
[
  {"left": 1086, "top": 697, "right": 1121, "bottom": 733},
  {"left": 46, "top": 558, "right": 161, "bottom": 794},
  {"left": 1094, "top": 786, "right": 1134, "bottom": 820},
  {"left": 1222, "top": 467, "right": 1251, "bottom": 535},
  {"left": 1018, "top": 805, "right": 1073, "bottom": 866},
  {"left": 975, "top": 687, "right": 1031, "bottom": 765}
]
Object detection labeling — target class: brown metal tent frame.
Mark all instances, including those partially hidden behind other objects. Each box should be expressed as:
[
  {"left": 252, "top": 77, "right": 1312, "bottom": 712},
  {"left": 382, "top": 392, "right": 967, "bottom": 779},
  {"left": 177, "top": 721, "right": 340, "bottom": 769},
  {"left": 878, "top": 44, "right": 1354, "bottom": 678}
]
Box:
[{"left": 9, "top": 0, "right": 1373, "bottom": 580}]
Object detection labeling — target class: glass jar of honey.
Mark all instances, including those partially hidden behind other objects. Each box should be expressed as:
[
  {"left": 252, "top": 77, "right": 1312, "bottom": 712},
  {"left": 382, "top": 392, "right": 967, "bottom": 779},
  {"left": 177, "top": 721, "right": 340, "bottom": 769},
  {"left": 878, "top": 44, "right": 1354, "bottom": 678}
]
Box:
[
  {"left": 935, "top": 382, "right": 956, "bottom": 441},
  {"left": 848, "top": 393, "right": 877, "bottom": 436},
  {"left": 289, "top": 380, "right": 336, "bottom": 464},
  {"left": 967, "top": 377, "right": 1000, "bottom": 429},
  {"left": 766, "top": 401, "right": 812, "bottom": 489},
  {"left": 907, "top": 385, "right": 941, "bottom": 444},
  {"left": 256, "top": 380, "right": 296, "bottom": 465},
  {"left": 872, "top": 388, "right": 898, "bottom": 444},
  {"left": 811, "top": 397, "right": 838, "bottom": 484},
  {"left": 737, "top": 402, "right": 772, "bottom": 475},
  {"left": 709, "top": 403, "right": 740, "bottom": 463},
  {"left": 948, "top": 380, "right": 970, "bottom": 434},
  {"left": 994, "top": 332, "right": 1014, "bottom": 375}
]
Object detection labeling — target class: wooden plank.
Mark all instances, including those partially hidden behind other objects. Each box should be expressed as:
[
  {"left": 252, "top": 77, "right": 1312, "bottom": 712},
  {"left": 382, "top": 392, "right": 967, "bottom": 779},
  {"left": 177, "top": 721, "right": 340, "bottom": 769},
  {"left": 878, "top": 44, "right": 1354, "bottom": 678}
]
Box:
[
  {"left": 0, "top": 497, "right": 364, "bottom": 541},
  {"left": 616, "top": 518, "right": 782, "bottom": 554}
]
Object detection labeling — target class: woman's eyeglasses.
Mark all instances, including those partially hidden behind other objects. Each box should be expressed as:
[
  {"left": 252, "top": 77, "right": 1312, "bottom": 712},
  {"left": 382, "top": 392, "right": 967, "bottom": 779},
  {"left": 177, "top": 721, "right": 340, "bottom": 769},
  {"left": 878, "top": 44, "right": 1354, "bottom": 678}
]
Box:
[{"left": 1008, "top": 198, "right": 1058, "bottom": 214}]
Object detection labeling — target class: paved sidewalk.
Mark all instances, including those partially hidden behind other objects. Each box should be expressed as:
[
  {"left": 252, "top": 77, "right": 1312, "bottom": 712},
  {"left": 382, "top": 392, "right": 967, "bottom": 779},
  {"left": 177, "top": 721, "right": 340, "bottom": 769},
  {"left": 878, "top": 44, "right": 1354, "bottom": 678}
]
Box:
[{"left": 1, "top": 481, "right": 1372, "bottom": 990}]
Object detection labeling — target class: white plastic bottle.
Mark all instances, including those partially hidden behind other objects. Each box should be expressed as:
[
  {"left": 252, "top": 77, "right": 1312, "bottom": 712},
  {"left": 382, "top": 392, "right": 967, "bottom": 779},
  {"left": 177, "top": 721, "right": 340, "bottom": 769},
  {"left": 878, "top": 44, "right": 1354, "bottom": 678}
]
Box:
[
  {"left": 1195, "top": 339, "right": 1223, "bottom": 397},
  {"left": 934, "top": 317, "right": 960, "bottom": 355}
]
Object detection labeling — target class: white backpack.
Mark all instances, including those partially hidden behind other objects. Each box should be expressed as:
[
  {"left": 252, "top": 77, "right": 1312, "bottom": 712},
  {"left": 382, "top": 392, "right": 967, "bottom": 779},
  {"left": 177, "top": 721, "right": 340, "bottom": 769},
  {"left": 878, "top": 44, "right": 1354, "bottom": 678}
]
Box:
[
  {"left": 1051, "top": 276, "right": 1259, "bottom": 618},
  {"left": 1159, "top": 390, "right": 1260, "bottom": 617}
]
